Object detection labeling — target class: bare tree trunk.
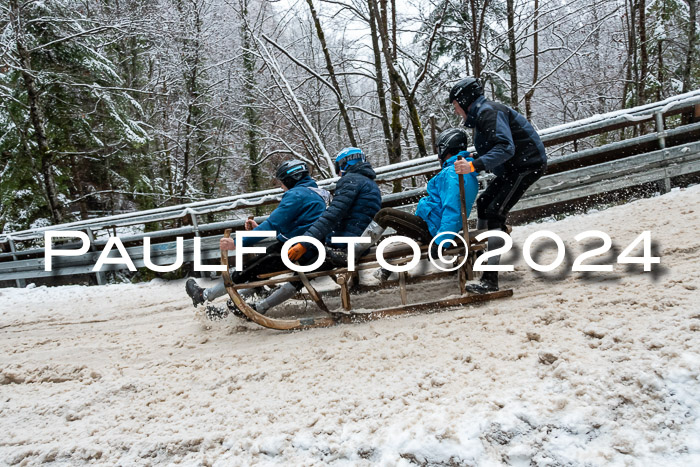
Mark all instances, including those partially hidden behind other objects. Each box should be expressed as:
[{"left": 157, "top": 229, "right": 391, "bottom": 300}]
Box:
[
  {"left": 9, "top": 0, "right": 63, "bottom": 224},
  {"left": 506, "top": 0, "right": 519, "bottom": 110},
  {"left": 524, "top": 0, "right": 538, "bottom": 120},
  {"left": 367, "top": 0, "right": 395, "bottom": 167},
  {"left": 389, "top": 0, "right": 403, "bottom": 189},
  {"left": 178, "top": 2, "right": 203, "bottom": 203},
  {"left": 305, "top": 0, "right": 357, "bottom": 147},
  {"left": 70, "top": 155, "right": 89, "bottom": 220},
  {"left": 371, "top": 0, "right": 427, "bottom": 159},
  {"left": 374, "top": 0, "right": 404, "bottom": 190},
  {"left": 682, "top": 0, "right": 698, "bottom": 93},
  {"left": 160, "top": 78, "right": 174, "bottom": 200},
  {"left": 240, "top": 0, "right": 262, "bottom": 213},
  {"left": 621, "top": 0, "right": 638, "bottom": 114},
  {"left": 637, "top": 0, "right": 648, "bottom": 106},
  {"left": 468, "top": 0, "right": 490, "bottom": 78},
  {"left": 657, "top": 35, "right": 663, "bottom": 102}
]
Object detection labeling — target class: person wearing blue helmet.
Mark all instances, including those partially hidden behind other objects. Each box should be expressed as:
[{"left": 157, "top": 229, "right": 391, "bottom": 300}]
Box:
[
  {"left": 251, "top": 148, "right": 382, "bottom": 315},
  {"left": 289, "top": 147, "right": 382, "bottom": 252}
]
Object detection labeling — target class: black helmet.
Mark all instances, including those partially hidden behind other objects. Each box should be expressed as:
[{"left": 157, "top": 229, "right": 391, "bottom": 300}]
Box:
[
  {"left": 275, "top": 159, "right": 309, "bottom": 188},
  {"left": 449, "top": 77, "right": 483, "bottom": 110},
  {"left": 436, "top": 128, "right": 469, "bottom": 163}
]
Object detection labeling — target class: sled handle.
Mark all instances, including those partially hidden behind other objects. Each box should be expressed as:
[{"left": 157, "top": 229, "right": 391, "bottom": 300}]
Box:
[{"left": 456, "top": 156, "right": 470, "bottom": 245}]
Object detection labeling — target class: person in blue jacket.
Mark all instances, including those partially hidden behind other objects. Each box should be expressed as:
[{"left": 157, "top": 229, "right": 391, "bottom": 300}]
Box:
[
  {"left": 351, "top": 128, "right": 479, "bottom": 281},
  {"left": 450, "top": 77, "right": 547, "bottom": 293},
  {"left": 185, "top": 160, "right": 328, "bottom": 311},
  {"left": 251, "top": 148, "right": 383, "bottom": 314}
]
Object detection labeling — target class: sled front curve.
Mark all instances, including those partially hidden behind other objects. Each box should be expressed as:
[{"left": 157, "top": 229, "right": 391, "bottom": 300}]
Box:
[{"left": 221, "top": 229, "right": 339, "bottom": 330}]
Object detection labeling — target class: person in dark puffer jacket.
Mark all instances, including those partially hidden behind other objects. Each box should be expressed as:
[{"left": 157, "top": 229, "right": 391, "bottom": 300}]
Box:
[
  {"left": 305, "top": 148, "right": 383, "bottom": 246},
  {"left": 252, "top": 148, "right": 382, "bottom": 315}
]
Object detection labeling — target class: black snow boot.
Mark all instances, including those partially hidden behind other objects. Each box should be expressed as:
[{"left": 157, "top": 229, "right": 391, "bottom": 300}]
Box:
[
  {"left": 186, "top": 279, "right": 206, "bottom": 307},
  {"left": 465, "top": 271, "right": 499, "bottom": 294}
]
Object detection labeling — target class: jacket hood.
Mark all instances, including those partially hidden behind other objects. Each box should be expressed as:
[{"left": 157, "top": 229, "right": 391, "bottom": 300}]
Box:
[
  {"left": 464, "top": 95, "right": 486, "bottom": 128},
  {"left": 291, "top": 175, "right": 318, "bottom": 189},
  {"left": 343, "top": 160, "right": 376, "bottom": 180}
]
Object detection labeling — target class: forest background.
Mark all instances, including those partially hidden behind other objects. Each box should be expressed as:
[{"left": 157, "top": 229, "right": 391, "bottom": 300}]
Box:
[{"left": 1, "top": 0, "right": 698, "bottom": 233}]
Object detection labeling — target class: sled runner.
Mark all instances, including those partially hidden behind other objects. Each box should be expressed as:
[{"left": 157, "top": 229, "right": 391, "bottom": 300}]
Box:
[{"left": 220, "top": 171, "right": 513, "bottom": 331}]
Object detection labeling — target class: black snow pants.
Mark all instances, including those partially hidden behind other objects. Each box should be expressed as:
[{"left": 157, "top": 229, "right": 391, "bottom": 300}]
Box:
[{"left": 477, "top": 162, "right": 546, "bottom": 230}]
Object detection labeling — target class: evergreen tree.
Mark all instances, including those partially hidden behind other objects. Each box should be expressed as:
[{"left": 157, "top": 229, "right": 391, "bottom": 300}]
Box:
[{"left": 0, "top": 0, "right": 148, "bottom": 232}]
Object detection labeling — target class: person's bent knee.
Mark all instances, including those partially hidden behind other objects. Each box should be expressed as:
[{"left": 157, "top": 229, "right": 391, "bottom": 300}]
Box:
[{"left": 373, "top": 208, "right": 394, "bottom": 228}]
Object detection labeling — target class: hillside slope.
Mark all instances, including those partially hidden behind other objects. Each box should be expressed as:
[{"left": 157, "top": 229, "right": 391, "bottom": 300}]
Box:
[{"left": 1, "top": 186, "right": 699, "bottom": 466}]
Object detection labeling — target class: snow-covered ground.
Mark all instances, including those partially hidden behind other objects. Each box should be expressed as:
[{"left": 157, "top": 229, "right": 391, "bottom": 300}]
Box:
[{"left": 1, "top": 186, "right": 699, "bottom": 466}]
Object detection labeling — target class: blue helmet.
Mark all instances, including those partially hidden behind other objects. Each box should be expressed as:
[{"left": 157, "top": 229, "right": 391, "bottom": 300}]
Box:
[{"left": 335, "top": 147, "right": 365, "bottom": 174}]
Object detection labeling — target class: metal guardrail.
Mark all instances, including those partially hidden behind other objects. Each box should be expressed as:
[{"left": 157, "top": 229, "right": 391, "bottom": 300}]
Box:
[
  {"left": 2, "top": 90, "right": 699, "bottom": 245},
  {"left": 2, "top": 139, "right": 698, "bottom": 284},
  {"left": 1, "top": 92, "right": 700, "bottom": 286}
]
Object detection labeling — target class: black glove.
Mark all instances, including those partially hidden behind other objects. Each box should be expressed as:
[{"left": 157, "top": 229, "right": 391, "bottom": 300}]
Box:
[{"left": 430, "top": 242, "right": 442, "bottom": 260}]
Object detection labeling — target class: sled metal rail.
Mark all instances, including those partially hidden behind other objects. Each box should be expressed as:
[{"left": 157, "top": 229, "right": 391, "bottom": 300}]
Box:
[{"left": 1, "top": 93, "right": 700, "bottom": 286}]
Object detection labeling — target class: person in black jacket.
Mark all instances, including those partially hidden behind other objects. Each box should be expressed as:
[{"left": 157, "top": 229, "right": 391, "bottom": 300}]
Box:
[
  {"left": 252, "top": 148, "right": 382, "bottom": 314},
  {"left": 449, "top": 77, "right": 547, "bottom": 294}
]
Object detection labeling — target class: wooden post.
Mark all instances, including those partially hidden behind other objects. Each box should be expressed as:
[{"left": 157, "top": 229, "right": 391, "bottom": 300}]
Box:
[
  {"left": 456, "top": 156, "right": 470, "bottom": 253},
  {"left": 458, "top": 265, "right": 467, "bottom": 295},
  {"left": 466, "top": 252, "right": 475, "bottom": 281},
  {"left": 655, "top": 111, "right": 666, "bottom": 149},
  {"left": 399, "top": 271, "right": 407, "bottom": 305},
  {"left": 655, "top": 112, "right": 671, "bottom": 194},
  {"left": 85, "top": 229, "right": 106, "bottom": 286},
  {"left": 8, "top": 236, "right": 26, "bottom": 288},
  {"left": 338, "top": 273, "right": 352, "bottom": 311},
  {"left": 457, "top": 155, "right": 472, "bottom": 294}
]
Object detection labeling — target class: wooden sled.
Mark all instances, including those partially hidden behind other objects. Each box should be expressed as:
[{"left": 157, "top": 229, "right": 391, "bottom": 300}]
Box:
[{"left": 221, "top": 166, "right": 513, "bottom": 331}]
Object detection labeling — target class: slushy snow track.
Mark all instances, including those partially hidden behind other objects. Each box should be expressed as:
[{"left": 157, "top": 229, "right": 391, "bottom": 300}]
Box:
[{"left": 1, "top": 186, "right": 699, "bottom": 466}]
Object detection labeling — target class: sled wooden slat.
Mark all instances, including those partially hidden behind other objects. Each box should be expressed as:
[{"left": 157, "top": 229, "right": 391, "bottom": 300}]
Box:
[
  {"left": 298, "top": 269, "right": 330, "bottom": 313},
  {"left": 399, "top": 272, "right": 408, "bottom": 305},
  {"left": 343, "top": 289, "right": 514, "bottom": 321},
  {"left": 337, "top": 273, "right": 353, "bottom": 311}
]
